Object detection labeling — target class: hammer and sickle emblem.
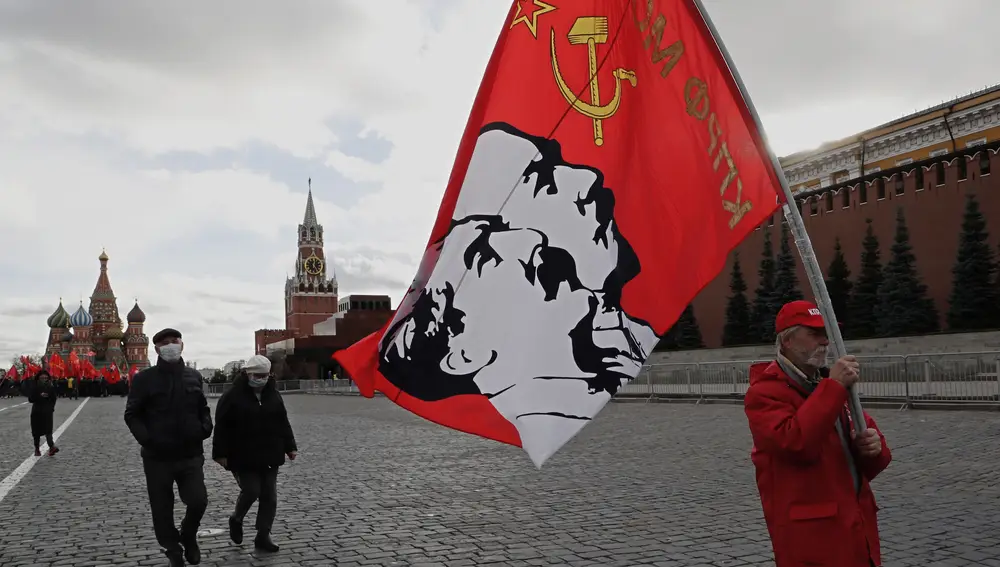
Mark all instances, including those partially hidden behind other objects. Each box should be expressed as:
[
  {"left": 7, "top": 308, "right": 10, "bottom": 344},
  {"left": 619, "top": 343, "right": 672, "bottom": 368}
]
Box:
[{"left": 550, "top": 16, "right": 637, "bottom": 147}]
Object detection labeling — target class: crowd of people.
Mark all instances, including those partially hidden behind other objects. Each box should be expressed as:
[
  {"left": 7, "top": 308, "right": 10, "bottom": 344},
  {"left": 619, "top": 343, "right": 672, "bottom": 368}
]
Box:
[{"left": 1, "top": 374, "right": 125, "bottom": 398}]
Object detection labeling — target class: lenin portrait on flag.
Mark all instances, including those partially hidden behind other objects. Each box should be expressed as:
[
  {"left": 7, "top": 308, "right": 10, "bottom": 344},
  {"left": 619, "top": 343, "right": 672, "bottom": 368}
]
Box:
[{"left": 377, "top": 122, "right": 660, "bottom": 440}]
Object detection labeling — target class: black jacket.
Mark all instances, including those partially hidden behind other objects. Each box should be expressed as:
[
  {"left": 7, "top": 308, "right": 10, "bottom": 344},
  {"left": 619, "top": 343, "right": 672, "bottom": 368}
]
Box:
[
  {"left": 28, "top": 378, "right": 56, "bottom": 436},
  {"left": 124, "top": 358, "right": 213, "bottom": 461},
  {"left": 212, "top": 375, "right": 296, "bottom": 471}
]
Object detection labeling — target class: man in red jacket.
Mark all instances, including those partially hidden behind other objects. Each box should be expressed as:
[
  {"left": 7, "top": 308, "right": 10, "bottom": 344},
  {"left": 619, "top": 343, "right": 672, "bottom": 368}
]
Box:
[{"left": 744, "top": 300, "right": 892, "bottom": 567}]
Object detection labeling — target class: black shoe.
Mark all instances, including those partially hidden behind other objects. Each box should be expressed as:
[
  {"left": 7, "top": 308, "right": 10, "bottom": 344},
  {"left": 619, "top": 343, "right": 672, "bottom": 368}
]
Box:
[
  {"left": 254, "top": 533, "right": 279, "bottom": 553},
  {"left": 166, "top": 551, "right": 184, "bottom": 567},
  {"left": 229, "top": 516, "right": 243, "bottom": 544},
  {"left": 182, "top": 537, "right": 201, "bottom": 565}
]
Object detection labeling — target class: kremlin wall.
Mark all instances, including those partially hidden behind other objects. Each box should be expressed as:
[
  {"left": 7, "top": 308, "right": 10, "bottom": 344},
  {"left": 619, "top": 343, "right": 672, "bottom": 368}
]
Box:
[{"left": 691, "top": 85, "right": 1000, "bottom": 348}]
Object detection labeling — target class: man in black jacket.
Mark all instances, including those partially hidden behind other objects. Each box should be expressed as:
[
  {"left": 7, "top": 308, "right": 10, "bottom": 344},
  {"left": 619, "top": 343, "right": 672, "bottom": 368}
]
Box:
[{"left": 124, "top": 328, "right": 213, "bottom": 567}]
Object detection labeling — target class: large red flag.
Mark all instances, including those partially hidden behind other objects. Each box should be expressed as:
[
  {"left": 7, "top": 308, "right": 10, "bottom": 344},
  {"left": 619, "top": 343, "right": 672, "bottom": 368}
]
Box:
[
  {"left": 334, "top": 0, "right": 783, "bottom": 466},
  {"left": 49, "top": 353, "right": 66, "bottom": 379},
  {"left": 69, "top": 352, "right": 81, "bottom": 377}
]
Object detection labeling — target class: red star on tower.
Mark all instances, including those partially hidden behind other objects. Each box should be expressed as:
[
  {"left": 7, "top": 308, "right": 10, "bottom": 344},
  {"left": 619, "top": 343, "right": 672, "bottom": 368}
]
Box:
[{"left": 509, "top": 0, "right": 556, "bottom": 39}]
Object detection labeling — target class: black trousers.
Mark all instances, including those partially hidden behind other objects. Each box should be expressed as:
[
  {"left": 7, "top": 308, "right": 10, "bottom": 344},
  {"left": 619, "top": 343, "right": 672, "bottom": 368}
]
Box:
[
  {"left": 32, "top": 434, "right": 54, "bottom": 449},
  {"left": 231, "top": 468, "right": 279, "bottom": 535},
  {"left": 142, "top": 456, "right": 208, "bottom": 553}
]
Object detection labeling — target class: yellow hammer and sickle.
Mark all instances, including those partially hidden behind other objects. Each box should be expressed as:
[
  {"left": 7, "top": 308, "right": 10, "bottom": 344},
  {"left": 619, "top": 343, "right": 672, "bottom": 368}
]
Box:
[{"left": 550, "top": 16, "right": 637, "bottom": 146}]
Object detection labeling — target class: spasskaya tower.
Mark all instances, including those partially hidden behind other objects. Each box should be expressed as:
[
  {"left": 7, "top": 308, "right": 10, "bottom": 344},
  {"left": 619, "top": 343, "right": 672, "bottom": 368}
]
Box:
[{"left": 284, "top": 179, "right": 338, "bottom": 336}]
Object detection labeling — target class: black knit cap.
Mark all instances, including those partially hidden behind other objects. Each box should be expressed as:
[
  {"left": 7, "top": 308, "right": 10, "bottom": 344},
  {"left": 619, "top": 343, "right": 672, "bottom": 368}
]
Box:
[{"left": 152, "top": 328, "right": 182, "bottom": 345}]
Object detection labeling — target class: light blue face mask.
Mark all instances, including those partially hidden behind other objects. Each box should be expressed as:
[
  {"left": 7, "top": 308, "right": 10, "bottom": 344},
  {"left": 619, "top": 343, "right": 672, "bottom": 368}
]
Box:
[
  {"left": 158, "top": 343, "right": 182, "bottom": 363},
  {"left": 248, "top": 374, "right": 269, "bottom": 388}
]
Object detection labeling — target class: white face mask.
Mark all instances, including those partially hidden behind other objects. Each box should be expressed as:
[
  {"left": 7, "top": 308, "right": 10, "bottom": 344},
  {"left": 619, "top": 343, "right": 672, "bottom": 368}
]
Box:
[{"left": 158, "top": 343, "right": 183, "bottom": 363}]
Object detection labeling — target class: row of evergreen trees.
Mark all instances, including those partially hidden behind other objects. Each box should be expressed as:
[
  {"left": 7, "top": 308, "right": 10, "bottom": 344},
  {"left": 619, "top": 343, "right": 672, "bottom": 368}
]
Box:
[{"left": 658, "top": 193, "right": 1000, "bottom": 350}]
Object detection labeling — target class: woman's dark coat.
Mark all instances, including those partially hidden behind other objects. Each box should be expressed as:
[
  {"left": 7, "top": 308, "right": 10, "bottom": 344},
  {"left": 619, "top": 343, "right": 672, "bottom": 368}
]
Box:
[
  {"left": 28, "top": 376, "right": 57, "bottom": 437},
  {"left": 211, "top": 375, "right": 297, "bottom": 471}
]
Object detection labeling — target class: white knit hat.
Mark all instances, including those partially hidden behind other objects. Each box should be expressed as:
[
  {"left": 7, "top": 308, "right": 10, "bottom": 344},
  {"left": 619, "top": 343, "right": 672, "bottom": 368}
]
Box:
[{"left": 243, "top": 355, "right": 271, "bottom": 375}]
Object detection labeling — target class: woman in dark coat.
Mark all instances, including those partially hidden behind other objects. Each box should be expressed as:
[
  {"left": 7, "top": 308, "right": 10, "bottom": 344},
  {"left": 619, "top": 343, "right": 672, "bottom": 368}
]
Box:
[
  {"left": 28, "top": 371, "right": 59, "bottom": 456},
  {"left": 212, "top": 355, "right": 296, "bottom": 553}
]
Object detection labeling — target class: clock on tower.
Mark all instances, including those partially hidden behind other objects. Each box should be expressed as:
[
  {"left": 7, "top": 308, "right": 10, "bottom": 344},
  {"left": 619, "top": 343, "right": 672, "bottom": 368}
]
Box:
[{"left": 304, "top": 254, "right": 324, "bottom": 275}]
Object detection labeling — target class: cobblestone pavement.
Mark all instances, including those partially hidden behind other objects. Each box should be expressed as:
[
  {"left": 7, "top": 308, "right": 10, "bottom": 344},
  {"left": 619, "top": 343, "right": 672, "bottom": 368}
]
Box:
[{"left": 0, "top": 395, "right": 997, "bottom": 566}]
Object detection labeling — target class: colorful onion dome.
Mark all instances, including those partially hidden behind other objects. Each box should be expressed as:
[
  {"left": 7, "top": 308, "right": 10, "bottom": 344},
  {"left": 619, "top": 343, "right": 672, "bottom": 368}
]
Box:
[
  {"left": 70, "top": 302, "right": 94, "bottom": 327},
  {"left": 47, "top": 301, "right": 70, "bottom": 329},
  {"left": 104, "top": 326, "right": 124, "bottom": 340},
  {"left": 127, "top": 301, "right": 146, "bottom": 324}
]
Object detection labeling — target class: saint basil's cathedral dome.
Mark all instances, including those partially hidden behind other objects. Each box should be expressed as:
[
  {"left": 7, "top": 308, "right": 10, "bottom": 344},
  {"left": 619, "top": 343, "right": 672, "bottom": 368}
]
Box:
[
  {"left": 47, "top": 301, "right": 70, "bottom": 329},
  {"left": 127, "top": 301, "right": 146, "bottom": 324},
  {"left": 104, "top": 323, "right": 125, "bottom": 341},
  {"left": 70, "top": 303, "right": 94, "bottom": 327}
]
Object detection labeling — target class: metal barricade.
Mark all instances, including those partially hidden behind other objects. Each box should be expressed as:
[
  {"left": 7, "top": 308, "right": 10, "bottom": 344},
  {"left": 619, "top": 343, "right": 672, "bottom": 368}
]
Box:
[
  {"left": 851, "top": 355, "right": 907, "bottom": 400},
  {"left": 259, "top": 352, "right": 1000, "bottom": 407},
  {"left": 901, "top": 351, "right": 1000, "bottom": 404},
  {"left": 623, "top": 351, "right": 1000, "bottom": 408},
  {"left": 298, "top": 378, "right": 357, "bottom": 395}
]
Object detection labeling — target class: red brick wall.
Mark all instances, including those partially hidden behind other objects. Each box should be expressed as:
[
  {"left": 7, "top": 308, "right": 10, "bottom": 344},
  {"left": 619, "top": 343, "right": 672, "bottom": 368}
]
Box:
[
  {"left": 285, "top": 295, "right": 338, "bottom": 336},
  {"left": 254, "top": 329, "right": 292, "bottom": 355},
  {"left": 692, "top": 149, "right": 1000, "bottom": 347}
]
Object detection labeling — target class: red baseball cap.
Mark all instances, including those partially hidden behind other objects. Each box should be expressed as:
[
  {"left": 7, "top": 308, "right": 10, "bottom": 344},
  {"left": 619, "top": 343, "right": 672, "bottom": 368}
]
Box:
[{"left": 775, "top": 300, "right": 827, "bottom": 333}]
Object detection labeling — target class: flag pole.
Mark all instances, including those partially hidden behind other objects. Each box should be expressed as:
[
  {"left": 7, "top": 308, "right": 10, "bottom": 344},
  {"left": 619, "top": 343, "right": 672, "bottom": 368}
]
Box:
[{"left": 689, "top": 0, "right": 867, "bottom": 435}]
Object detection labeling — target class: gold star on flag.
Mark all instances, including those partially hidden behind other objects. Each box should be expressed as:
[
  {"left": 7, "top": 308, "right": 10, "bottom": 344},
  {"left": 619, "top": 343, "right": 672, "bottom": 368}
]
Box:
[{"left": 509, "top": 0, "right": 556, "bottom": 39}]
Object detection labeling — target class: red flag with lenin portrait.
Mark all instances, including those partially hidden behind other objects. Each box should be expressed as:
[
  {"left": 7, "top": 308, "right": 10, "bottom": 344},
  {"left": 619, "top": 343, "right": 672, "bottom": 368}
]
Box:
[{"left": 335, "top": 0, "right": 784, "bottom": 467}]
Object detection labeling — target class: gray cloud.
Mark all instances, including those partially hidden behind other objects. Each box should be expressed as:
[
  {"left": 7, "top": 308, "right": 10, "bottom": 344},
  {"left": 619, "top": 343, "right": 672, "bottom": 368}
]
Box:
[
  {"left": 1, "top": 304, "right": 57, "bottom": 318},
  {"left": 705, "top": 0, "right": 998, "bottom": 115},
  {"left": 189, "top": 291, "right": 273, "bottom": 308},
  {"left": 0, "top": 1, "right": 365, "bottom": 79},
  {"left": 336, "top": 270, "right": 409, "bottom": 298}
]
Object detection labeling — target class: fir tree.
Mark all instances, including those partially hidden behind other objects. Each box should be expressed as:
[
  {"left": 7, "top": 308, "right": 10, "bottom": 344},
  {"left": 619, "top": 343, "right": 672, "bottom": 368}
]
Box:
[
  {"left": 750, "top": 229, "right": 778, "bottom": 342},
  {"left": 996, "top": 244, "right": 1000, "bottom": 305},
  {"left": 773, "top": 221, "right": 804, "bottom": 303},
  {"left": 657, "top": 304, "right": 705, "bottom": 351},
  {"left": 722, "top": 254, "right": 754, "bottom": 346},
  {"left": 846, "top": 219, "right": 882, "bottom": 339},
  {"left": 947, "top": 194, "right": 999, "bottom": 330},
  {"left": 875, "top": 208, "right": 939, "bottom": 337},
  {"left": 825, "top": 238, "right": 853, "bottom": 328},
  {"left": 674, "top": 304, "right": 704, "bottom": 349}
]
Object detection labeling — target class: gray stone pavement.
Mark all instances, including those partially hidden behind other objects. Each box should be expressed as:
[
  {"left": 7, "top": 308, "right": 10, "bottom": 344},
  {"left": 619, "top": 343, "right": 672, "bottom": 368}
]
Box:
[{"left": 0, "top": 395, "right": 997, "bottom": 566}]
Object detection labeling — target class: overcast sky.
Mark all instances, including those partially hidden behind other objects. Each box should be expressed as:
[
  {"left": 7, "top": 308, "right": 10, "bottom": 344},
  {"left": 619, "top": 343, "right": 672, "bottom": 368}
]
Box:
[{"left": 1, "top": 0, "right": 996, "bottom": 368}]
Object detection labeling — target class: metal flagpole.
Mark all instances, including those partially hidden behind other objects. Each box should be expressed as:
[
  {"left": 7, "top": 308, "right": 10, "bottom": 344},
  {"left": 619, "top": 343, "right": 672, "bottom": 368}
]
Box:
[{"left": 689, "top": 0, "right": 867, "bottom": 435}]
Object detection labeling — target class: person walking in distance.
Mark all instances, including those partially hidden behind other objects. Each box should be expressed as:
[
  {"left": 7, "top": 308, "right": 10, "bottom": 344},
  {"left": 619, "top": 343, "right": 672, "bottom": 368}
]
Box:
[
  {"left": 744, "top": 301, "right": 892, "bottom": 567},
  {"left": 124, "top": 328, "right": 213, "bottom": 567},
  {"left": 212, "top": 355, "right": 297, "bottom": 553},
  {"left": 28, "top": 370, "right": 59, "bottom": 457}
]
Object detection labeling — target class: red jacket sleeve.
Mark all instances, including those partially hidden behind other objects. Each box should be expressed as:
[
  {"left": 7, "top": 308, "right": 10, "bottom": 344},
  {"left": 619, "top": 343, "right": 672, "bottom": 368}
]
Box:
[
  {"left": 744, "top": 378, "right": 849, "bottom": 463},
  {"left": 857, "top": 412, "right": 892, "bottom": 481}
]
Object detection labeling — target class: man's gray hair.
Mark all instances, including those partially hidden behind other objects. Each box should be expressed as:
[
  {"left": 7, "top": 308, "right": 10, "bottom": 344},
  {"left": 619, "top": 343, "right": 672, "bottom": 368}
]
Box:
[{"left": 775, "top": 325, "right": 802, "bottom": 354}]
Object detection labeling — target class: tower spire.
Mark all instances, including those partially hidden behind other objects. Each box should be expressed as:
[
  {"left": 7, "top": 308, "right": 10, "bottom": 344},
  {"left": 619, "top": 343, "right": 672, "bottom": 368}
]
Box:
[{"left": 303, "top": 179, "right": 318, "bottom": 227}]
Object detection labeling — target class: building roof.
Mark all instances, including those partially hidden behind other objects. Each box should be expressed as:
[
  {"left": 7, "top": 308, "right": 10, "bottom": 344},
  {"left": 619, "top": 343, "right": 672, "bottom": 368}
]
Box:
[
  {"left": 302, "top": 179, "right": 318, "bottom": 228},
  {"left": 70, "top": 302, "right": 94, "bottom": 327},
  {"left": 780, "top": 83, "right": 1000, "bottom": 167},
  {"left": 47, "top": 301, "right": 70, "bottom": 329},
  {"left": 127, "top": 301, "right": 146, "bottom": 324}
]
